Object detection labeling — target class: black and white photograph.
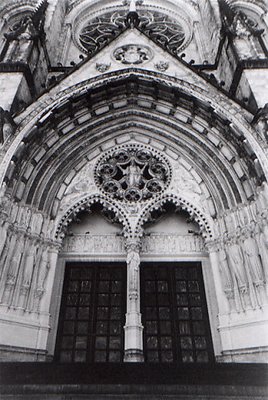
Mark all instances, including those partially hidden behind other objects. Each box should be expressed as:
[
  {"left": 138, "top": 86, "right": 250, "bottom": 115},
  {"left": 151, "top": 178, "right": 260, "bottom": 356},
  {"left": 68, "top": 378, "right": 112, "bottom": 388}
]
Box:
[{"left": 0, "top": 0, "right": 267, "bottom": 398}]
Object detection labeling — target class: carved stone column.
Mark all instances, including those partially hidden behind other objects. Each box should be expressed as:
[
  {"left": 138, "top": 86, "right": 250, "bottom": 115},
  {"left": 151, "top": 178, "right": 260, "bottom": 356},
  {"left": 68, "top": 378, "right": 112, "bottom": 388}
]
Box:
[{"left": 124, "top": 240, "right": 144, "bottom": 362}]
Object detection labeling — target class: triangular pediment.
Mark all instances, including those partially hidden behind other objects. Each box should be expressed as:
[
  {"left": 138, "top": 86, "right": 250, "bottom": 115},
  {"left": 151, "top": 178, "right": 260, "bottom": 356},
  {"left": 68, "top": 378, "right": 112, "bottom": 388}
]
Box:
[{"left": 54, "top": 27, "right": 213, "bottom": 93}]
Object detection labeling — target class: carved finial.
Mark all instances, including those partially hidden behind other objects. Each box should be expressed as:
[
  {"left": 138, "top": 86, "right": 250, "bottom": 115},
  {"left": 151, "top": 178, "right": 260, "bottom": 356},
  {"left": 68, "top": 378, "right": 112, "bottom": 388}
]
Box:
[{"left": 124, "top": 0, "right": 142, "bottom": 28}]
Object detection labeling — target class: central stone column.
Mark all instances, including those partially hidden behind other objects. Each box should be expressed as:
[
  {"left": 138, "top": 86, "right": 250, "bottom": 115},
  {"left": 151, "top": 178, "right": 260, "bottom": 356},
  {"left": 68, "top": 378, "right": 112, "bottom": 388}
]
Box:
[{"left": 124, "top": 240, "right": 144, "bottom": 362}]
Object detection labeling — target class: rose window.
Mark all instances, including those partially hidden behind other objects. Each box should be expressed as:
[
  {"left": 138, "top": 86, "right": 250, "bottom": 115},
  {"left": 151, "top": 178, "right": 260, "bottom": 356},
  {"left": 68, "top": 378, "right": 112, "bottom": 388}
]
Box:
[
  {"left": 78, "top": 10, "right": 187, "bottom": 55},
  {"left": 95, "top": 146, "right": 171, "bottom": 202}
]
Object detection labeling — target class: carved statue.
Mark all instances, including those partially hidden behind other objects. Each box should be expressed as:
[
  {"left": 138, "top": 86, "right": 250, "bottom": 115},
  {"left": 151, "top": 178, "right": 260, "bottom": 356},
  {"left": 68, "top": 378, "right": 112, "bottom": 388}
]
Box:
[
  {"left": 126, "top": 244, "right": 140, "bottom": 298},
  {"left": 30, "top": 212, "right": 43, "bottom": 235},
  {"left": 36, "top": 248, "right": 50, "bottom": 293},
  {"left": 0, "top": 220, "right": 8, "bottom": 259},
  {"left": 243, "top": 232, "right": 267, "bottom": 305},
  {"left": 4, "top": 17, "right": 39, "bottom": 63},
  {"left": 258, "top": 225, "right": 268, "bottom": 284},
  {"left": 230, "top": 11, "right": 265, "bottom": 60},
  {"left": 243, "top": 233, "right": 264, "bottom": 284},
  {"left": 227, "top": 238, "right": 250, "bottom": 309},
  {"left": 124, "top": 160, "right": 144, "bottom": 188},
  {"left": 218, "top": 248, "right": 235, "bottom": 310},
  {"left": 0, "top": 108, "right": 17, "bottom": 143},
  {"left": 21, "top": 244, "right": 36, "bottom": 288},
  {"left": 1, "top": 235, "right": 24, "bottom": 305}
]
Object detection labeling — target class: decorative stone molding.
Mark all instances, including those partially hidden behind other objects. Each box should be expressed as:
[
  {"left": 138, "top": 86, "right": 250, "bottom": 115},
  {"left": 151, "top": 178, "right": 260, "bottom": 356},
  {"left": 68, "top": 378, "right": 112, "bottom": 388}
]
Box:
[
  {"left": 63, "top": 234, "right": 125, "bottom": 254},
  {"left": 141, "top": 233, "right": 204, "bottom": 254},
  {"left": 55, "top": 194, "right": 131, "bottom": 240},
  {"left": 135, "top": 193, "right": 213, "bottom": 240}
]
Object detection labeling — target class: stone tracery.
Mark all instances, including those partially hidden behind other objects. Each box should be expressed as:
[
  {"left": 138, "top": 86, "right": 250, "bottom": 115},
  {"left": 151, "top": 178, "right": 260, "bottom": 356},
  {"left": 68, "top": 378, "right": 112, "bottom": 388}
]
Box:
[
  {"left": 79, "top": 9, "right": 186, "bottom": 55},
  {"left": 95, "top": 144, "right": 171, "bottom": 203}
]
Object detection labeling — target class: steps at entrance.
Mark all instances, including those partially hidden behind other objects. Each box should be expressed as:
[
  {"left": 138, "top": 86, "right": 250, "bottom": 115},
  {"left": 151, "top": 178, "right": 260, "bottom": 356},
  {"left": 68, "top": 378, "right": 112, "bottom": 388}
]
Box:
[{"left": 0, "top": 363, "right": 267, "bottom": 399}]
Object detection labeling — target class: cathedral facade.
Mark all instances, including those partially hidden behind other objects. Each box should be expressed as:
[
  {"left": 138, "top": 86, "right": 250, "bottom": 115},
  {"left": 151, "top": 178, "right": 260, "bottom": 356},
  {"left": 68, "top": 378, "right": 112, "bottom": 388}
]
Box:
[{"left": 0, "top": 0, "right": 268, "bottom": 396}]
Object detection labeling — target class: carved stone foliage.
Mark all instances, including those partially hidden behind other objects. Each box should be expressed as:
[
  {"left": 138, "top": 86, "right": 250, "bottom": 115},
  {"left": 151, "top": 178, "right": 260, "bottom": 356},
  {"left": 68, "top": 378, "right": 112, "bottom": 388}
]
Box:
[
  {"left": 113, "top": 44, "right": 153, "bottom": 65},
  {"left": 95, "top": 144, "right": 171, "bottom": 202},
  {"left": 78, "top": 10, "right": 186, "bottom": 55},
  {"left": 154, "top": 61, "right": 169, "bottom": 72},
  {"left": 95, "top": 63, "right": 111, "bottom": 73}
]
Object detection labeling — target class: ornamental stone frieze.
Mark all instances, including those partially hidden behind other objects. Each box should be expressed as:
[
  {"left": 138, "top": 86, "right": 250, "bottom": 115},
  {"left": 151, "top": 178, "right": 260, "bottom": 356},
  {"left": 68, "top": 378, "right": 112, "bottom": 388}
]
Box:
[{"left": 62, "top": 233, "right": 204, "bottom": 255}]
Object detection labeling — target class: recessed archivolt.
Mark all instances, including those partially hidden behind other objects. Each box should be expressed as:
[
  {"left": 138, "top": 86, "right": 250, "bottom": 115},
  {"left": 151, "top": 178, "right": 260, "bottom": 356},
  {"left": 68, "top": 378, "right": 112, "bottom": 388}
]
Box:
[
  {"left": 6, "top": 114, "right": 249, "bottom": 216},
  {"left": 0, "top": 72, "right": 266, "bottom": 219},
  {"left": 135, "top": 193, "right": 213, "bottom": 240},
  {"left": 55, "top": 194, "right": 131, "bottom": 241}
]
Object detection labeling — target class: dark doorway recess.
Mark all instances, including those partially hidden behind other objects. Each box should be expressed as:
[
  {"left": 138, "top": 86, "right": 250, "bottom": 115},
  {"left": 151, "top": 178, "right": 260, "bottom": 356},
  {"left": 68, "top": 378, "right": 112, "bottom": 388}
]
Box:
[
  {"left": 55, "top": 262, "right": 126, "bottom": 363},
  {"left": 141, "top": 261, "right": 214, "bottom": 363}
]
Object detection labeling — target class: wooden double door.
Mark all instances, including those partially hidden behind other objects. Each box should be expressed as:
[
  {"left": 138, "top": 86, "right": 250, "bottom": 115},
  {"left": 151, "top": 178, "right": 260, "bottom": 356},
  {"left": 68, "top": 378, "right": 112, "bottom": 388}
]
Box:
[{"left": 55, "top": 261, "right": 214, "bottom": 363}]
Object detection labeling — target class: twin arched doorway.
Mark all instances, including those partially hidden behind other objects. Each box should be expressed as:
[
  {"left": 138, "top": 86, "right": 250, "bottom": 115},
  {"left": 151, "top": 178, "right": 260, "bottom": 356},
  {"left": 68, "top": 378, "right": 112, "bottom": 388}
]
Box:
[{"left": 52, "top": 201, "right": 216, "bottom": 364}]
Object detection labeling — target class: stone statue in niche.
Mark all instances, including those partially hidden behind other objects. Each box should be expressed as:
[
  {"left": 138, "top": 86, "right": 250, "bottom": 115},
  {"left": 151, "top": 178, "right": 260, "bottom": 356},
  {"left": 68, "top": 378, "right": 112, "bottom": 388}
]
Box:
[
  {"left": 17, "top": 242, "right": 37, "bottom": 308},
  {"left": 0, "top": 220, "right": 8, "bottom": 259},
  {"left": 229, "top": 11, "right": 265, "bottom": 59},
  {"left": 19, "top": 207, "right": 32, "bottom": 230},
  {"left": 4, "top": 16, "right": 39, "bottom": 63},
  {"left": 1, "top": 234, "right": 25, "bottom": 305},
  {"left": 243, "top": 231, "right": 267, "bottom": 305},
  {"left": 33, "top": 247, "right": 51, "bottom": 312},
  {"left": 218, "top": 247, "right": 235, "bottom": 311},
  {"left": 124, "top": 159, "right": 144, "bottom": 187},
  {"left": 30, "top": 212, "right": 44, "bottom": 235},
  {"left": 258, "top": 224, "right": 268, "bottom": 285},
  {"left": 226, "top": 238, "right": 250, "bottom": 310},
  {"left": 114, "top": 44, "right": 152, "bottom": 64},
  {"left": 21, "top": 243, "right": 36, "bottom": 288},
  {"left": 126, "top": 243, "right": 140, "bottom": 300}
]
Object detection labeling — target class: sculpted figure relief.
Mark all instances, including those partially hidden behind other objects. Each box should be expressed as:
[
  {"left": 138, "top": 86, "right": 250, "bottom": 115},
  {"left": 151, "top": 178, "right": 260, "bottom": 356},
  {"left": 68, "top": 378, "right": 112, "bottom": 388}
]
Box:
[
  {"left": 32, "top": 247, "right": 51, "bottom": 312},
  {"left": 1, "top": 235, "right": 25, "bottom": 305},
  {"left": 0, "top": 220, "right": 8, "bottom": 259},
  {"left": 258, "top": 224, "right": 268, "bottom": 284},
  {"left": 126, "top": 244, "right": 140, "bottom": 300},
  {"left": 36, "top": 248, "right": 51, "bottom": 293},
  {"left": 17, "top": 242, "right": 37, "bottom": 308},
  {"left": 218, "top": 247, "right": 235, "bottom": 311},
  {"left": 226, "top": 238, "right": 250, "bottom": 310},
  {"left": 243, "top": 232, "right": 267, "bottom": 305},
  {"left": 21, "top": 244, "right": 36, "bottom": 288},
  {"left": 243, "top": 233, "right": 264, "bottom": 285}
]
